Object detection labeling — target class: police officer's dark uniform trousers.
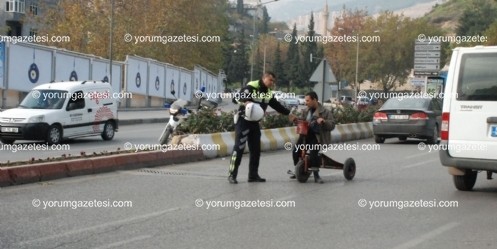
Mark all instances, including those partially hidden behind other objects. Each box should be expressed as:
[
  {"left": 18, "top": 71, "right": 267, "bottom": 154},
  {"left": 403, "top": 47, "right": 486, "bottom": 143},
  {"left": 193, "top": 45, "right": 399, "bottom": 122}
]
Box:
[{"left": 228, "top": 80, "right": 290, "bottom": 183}]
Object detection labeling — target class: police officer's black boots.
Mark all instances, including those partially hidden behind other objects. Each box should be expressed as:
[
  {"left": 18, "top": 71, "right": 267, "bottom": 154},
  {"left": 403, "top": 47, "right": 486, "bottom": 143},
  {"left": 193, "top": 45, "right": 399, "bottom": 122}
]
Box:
[{"left": 228, "top": 175, "right": 238, "bottom": 184}]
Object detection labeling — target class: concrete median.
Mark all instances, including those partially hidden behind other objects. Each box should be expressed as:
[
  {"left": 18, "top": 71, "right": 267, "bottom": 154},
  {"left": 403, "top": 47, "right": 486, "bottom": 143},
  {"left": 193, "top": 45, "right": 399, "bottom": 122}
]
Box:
[{"left": 175, "top": 122, "right": 373, "bottom": 158}]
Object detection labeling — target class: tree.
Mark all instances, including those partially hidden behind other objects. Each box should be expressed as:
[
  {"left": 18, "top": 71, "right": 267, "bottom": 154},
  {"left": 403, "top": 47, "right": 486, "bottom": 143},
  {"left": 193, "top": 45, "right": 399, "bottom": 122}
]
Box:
[
  {"left": 227, "top": 29, "right": 249, "bottom": 87},
  {"left": 37, "top": 0, "right": 228, "bottom": 72},
  {"left": 237, "top": 0, "right": 244, "bottom": 15},
  {"left": 301, "top": 12, "right": 319, "bottom": 89},
  {"left": 261, "top": 6, "right": 270, "bottom": 34},
  {"left": 360, "top": 12, "right": 445, "bottom": 92},
  {"left": 484, "top": 21, "right": 497, "bottom": 45},
  {"left": 272, "top": 42, "right": 286, "bottom": 88},
  {"left": 326, "top": 8, "right": 368, "bottom": 90},
  {"left": 456, "top": 0, "right": 496, "bottom": 37},
  {"left": 253, "top": 45, "right": 264, "bottom": 79},
  {"left": 285, "top": 24, "right": 301, "bottom": 92}
]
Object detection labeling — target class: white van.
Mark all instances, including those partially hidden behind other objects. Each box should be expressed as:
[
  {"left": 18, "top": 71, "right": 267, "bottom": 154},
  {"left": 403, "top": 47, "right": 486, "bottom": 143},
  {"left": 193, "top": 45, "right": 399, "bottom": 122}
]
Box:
[
  {"left": 0, "top": 81, "right": 118, "bottom": 144},
  {"left": 439, "top": 46, "right": 497, "bottom": 191}
]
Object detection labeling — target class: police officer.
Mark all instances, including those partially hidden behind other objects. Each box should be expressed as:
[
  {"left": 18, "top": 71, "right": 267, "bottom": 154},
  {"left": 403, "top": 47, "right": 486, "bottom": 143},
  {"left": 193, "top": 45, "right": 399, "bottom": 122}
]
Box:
[{"left": 228, "top": 72, "right": 296, "bottom": 184}]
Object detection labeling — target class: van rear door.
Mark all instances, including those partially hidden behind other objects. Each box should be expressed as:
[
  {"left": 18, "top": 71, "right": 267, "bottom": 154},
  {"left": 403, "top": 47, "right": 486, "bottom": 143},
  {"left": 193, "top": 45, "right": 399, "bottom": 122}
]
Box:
[{"left": 448, "top": 50, "right": 497, "bottom": 160}]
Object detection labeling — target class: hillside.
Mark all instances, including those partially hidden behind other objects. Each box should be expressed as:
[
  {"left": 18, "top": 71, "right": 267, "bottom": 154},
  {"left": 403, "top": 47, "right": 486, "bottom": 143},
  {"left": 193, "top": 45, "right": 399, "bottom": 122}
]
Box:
[{"left": 424, "top": 0, "right": 497, "bottom": 34}]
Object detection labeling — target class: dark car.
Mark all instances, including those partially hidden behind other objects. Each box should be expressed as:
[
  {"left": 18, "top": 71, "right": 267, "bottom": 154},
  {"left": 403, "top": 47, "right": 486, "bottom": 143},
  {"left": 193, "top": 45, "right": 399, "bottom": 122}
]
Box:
[{"left": 372, "top": 97, "right": 442, "bottom": 144}]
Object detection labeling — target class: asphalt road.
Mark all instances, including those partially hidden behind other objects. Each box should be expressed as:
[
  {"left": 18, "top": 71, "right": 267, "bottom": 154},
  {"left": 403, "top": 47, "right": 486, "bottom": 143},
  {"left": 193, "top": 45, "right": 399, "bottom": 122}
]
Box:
[
  {"left": 0, "top": 123, "right": 170, "bottom": 163},
  {"left": 1, "top": 138, "right": 497, "bottom": 249}
]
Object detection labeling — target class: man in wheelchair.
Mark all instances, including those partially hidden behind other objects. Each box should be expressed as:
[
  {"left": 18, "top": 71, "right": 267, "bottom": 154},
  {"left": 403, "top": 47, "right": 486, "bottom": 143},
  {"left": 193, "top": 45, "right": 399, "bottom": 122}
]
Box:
[{"left": 291, "top": 91, "right": 335, "bottom": 183}]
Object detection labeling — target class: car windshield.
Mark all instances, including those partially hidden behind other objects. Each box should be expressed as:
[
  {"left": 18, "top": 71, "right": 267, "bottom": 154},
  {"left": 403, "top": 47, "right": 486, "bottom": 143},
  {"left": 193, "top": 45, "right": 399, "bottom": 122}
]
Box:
[
  {"left": 381, "top": 97, "right": 430, "bottom": 110},
  {"left": 19, "top": 90, "right": 67, "bottom": 109}
]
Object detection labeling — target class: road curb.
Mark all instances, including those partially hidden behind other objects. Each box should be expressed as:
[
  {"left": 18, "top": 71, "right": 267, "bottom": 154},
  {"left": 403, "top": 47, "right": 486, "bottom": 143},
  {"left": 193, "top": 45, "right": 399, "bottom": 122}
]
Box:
[
  {"left": 0, "top": 150, "right": 205, "bottom": 187},
  {"left": 0, "top": 122, "right": 372, "bottom": 187}
]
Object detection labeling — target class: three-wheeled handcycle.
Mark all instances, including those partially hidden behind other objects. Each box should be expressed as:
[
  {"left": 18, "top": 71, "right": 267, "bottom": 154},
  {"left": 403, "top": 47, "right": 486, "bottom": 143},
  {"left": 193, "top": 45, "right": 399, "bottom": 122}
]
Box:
[{"left": 290, "top": 119, "right": 356, "bottom": 183}]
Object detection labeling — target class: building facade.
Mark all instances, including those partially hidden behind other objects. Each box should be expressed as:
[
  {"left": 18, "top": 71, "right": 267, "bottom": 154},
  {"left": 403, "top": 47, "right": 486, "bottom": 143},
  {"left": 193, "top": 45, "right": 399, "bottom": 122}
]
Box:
[{"left": 0, "top": 0, "right": 58, "bottom": 36}]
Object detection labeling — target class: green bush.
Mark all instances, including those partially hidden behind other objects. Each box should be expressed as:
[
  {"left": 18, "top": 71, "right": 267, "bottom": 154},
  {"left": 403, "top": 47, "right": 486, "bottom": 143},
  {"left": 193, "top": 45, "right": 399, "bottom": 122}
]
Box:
[
  {"left": 174, "top": 105, "right": 377, "bottom": 134},
  {"left": 176, "top": 108, "right": 236, "bottom": 134},
  {"left": 332, "top": 105, "right": 379, "bottom": 124}
]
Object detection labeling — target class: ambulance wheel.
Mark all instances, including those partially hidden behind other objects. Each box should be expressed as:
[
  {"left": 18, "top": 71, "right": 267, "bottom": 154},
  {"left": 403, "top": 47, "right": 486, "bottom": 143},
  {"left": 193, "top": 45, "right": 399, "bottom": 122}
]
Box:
[
  {"left": 101, "top": 121, "right": 115, "bottom": 141},
  {"left": 343, "top": 158, "right": 356, "bottom": 180},
  {"left": 46, "top": 125, "right": 62, "bottom": 145},
  {"left": 295, "top": 159, "right": 310, "bottom": 183}
]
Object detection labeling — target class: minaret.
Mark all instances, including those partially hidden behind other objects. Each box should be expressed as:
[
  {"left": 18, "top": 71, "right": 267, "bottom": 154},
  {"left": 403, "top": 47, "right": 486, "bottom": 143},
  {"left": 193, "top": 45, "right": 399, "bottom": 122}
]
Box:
[{"left": 323, "top": 0, "right": 329, "bottom": 36}]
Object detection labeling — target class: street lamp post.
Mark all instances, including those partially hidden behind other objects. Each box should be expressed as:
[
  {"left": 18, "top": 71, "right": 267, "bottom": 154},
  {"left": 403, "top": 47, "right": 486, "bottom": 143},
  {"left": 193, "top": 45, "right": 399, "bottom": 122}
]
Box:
[
  {"left": 108, "top": 0, "right": 115, "bottom": 86},
  {"left": 250, "top": 0, "right": 278, "bottom": 81},
  {"left": 355, "top": 33, "right": 359, "bottom": 102}
]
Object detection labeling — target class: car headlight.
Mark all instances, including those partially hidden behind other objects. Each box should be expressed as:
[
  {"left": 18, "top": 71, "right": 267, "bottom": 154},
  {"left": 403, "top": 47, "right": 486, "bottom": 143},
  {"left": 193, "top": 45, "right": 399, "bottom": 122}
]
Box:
[{"left": 28, "top": 115, "right": 45, "bottom": 123}]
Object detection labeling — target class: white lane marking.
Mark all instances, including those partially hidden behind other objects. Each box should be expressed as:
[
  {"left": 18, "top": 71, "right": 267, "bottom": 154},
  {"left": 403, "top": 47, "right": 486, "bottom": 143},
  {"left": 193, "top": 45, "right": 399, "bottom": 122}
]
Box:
[
  {"left": 18, "top": 207, "right": 183, "bottom": 246},
  {"left": 405, "top": 152, "right": 429, "bottom": 159},
  {"left": 403, "top": 159, "right": 439, "bottom": 169},
  {"left": 92, "top": 235, "right": 153, "bottom": 249},
  {"left": 391, "top": 222, "right": 459, "bottom": 249}
]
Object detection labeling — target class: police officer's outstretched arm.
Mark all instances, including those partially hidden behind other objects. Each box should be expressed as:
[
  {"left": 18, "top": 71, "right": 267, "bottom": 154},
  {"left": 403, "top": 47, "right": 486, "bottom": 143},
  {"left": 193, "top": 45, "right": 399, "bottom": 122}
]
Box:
[{"left": 268, "top": 97, "right": 291, "bottom": 115}]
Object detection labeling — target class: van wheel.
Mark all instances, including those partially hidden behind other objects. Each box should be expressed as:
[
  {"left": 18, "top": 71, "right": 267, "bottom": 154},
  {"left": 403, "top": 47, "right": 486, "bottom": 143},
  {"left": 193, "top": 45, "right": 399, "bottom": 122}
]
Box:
[
  {"left": 46, "top": 125, "right": 62, "bottom": 145},
  {"left": 0, "top": 138, "right": 15, "bottom": 144},
  {"left": 453, "top": 169, "right": 477, "bottom": 191},
  {"left": 427, "top": 125, "right": 438, "bottom": 144},
  {"left": 101, "top": 121, "right": 115, "bottom": 141},
  {"left": 374, "top": 135, "right": 385, "bottom": 144}
]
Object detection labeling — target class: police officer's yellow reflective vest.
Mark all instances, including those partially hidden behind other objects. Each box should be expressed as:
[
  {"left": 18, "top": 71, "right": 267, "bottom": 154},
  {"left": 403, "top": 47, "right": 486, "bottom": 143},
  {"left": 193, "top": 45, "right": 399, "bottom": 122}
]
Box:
[{"left": 244, "top": 80, "right": 273, "bottom": 104}]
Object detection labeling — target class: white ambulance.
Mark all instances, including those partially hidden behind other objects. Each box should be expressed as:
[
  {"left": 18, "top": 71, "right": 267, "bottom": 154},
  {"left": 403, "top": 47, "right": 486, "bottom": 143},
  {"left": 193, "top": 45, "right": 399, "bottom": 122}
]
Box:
[
  {"left": 0, "top": 81, "right": 119, "bottom": 144},
  {"left": 439, "top": 46, "right": 497, "bottom": 191}
]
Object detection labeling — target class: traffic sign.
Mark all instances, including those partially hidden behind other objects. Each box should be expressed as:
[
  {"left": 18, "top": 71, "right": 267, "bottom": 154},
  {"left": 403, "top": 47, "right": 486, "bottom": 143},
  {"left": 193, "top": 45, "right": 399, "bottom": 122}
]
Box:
[
  {"left": 414, "top": 39, "right": 442, "bottom": 76},
  {"left": 414, "top": 64, "right": 439, "bottom": 71},
  {"left": 415, "top": 40, "right": 441, "bottom": 45},
  {"left": 410, "top": 77, "right": 426, "bottom": 86},
  {"left": 414, "top": 58, "right": 440, "bottom": 64},
  {"left": 415, "top": 51, "right": 440, "bottom": 57},
  {"left": 415, "top": 44, "right": 441, "bottom": 50}
]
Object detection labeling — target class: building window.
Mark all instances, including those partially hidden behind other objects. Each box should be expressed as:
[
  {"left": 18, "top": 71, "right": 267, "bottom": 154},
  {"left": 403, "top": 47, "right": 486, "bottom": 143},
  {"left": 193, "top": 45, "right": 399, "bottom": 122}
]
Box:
[
  {"left": 5, "top": 0, "right": 25, "bottom": 13},
  {"left": 29, "top": 29, "right": 37, "bottom": 36},
  {"left": 29, "top": 1, "right": 38, "bottom": 15}
]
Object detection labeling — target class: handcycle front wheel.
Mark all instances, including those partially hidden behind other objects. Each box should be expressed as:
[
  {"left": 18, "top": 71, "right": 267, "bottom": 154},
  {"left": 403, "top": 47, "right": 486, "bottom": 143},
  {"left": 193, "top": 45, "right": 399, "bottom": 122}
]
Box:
[{"left": 295, "top": 159, "right": 311, "bottom": 183}]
